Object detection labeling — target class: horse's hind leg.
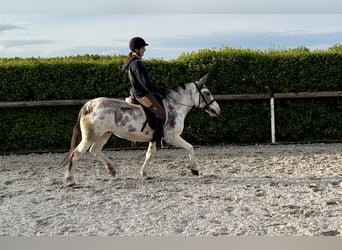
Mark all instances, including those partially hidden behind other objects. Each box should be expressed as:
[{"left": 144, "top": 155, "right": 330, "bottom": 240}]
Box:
[
  {"left": 89, "top": 132, "right": 116, "bottom": 177},
  {"left": 140, "top": 141, "right": 157, "bottom": 179},
  {"left": 65, "top": 139, "right": 92, "bottom": 186}
]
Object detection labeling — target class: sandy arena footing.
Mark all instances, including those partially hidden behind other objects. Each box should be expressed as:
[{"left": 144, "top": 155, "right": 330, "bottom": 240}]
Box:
[{"left": 0, "top": 143, "right": 341, "bottom": 236}]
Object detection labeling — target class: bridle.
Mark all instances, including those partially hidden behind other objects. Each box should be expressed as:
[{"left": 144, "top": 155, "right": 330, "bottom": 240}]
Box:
[
  {"left": 167, "top": 82, "right": 216, "bottom": 113},
  {"left": 193, "top": 82, "right": 216, "bottom": 112}
]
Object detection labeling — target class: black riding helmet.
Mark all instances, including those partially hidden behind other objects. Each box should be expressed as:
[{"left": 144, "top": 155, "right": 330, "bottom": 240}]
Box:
[{"left": 129, "top": 37, "right": 149, "bottom": 52}]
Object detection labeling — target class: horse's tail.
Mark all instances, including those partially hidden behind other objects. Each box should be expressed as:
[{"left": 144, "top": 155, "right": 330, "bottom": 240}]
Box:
[{"left": 60, "top": 111, "right": 82, "bottom": 167}]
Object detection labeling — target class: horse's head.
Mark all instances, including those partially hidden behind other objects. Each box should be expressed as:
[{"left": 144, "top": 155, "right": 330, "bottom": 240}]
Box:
[{"left": 195, "top": 74, "right": 221, "bottom": 117}]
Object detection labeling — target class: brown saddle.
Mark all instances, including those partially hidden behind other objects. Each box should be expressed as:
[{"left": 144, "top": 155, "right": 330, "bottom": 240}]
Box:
[{"left": 125, "top": 96, "right": 168, "bottom": 131}]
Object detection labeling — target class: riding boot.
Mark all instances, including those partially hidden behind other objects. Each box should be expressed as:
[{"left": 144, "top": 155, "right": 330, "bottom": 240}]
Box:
[{"left": 153, "top": 118, "right": 164, "bottom": 149}]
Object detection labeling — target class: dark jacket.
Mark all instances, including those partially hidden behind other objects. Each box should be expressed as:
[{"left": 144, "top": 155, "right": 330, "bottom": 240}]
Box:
[{"left": 122, "top": 56, "right": 164, "bottom": 98}]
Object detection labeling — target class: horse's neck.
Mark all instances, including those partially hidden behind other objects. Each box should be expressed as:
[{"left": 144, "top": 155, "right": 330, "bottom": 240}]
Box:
[{"left": 167, "top": 83, "right": 196, "bottom": 117}]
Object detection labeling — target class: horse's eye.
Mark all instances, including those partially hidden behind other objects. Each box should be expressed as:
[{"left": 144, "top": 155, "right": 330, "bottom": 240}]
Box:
[{"left": 205, "top": 92, "right": 210, "bottom": 96}]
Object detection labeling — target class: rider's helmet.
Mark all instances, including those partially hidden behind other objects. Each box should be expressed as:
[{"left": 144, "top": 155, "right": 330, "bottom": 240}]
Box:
[{"left": 129, "top": 37, "right": 149, "bottom": 52}]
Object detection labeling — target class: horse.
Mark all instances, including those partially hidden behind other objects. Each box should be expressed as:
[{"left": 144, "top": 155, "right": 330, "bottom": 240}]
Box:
[{"left": 60, "top": 74, "right": 221, "bottom": 186}]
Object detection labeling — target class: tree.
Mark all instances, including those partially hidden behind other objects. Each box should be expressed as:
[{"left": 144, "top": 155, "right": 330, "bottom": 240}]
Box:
[{"left": 328, "top": 43, "right": 342, "bottom": 52}]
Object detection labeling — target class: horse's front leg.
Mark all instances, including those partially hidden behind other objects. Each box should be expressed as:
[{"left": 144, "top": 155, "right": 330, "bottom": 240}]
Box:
[
  {"left": 140, "top": 141, "right": 157, "bottom": 179},
  {"left": 168, "top": 136, "right": 199, "bottom": 176}
]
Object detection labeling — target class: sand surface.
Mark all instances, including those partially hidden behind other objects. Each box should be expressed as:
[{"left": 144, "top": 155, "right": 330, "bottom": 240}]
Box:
[{"left": 0, "top": 143, "right": 341, "bottom": 236}]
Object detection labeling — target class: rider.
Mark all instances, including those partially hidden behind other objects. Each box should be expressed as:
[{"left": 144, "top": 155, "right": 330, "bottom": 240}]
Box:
[{"left": 122, "top": 37, "right": 166, "bottom": 149}]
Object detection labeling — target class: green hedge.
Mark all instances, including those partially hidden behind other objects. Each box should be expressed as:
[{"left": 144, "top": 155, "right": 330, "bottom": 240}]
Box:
[
  {"left": 0, "top": 49, "right": 341, "bottom": 152},
  {"left": 0, "top": 55, "right": 129, "bottom": 101}
]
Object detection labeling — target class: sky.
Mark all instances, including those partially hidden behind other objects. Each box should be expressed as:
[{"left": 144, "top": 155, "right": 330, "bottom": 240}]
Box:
[{"left": 0, "top": 0, "right": 341, "bottom": 60}]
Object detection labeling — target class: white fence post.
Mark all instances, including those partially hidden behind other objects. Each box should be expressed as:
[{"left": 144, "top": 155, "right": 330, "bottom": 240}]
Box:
[{"left": 270, "top": 96, "right": 276, "bottom": 144}]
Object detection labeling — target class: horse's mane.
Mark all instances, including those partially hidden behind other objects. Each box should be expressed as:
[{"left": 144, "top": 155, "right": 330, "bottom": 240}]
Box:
[{"left": 170, "top": 83, "right": 188, "bottom": 93}]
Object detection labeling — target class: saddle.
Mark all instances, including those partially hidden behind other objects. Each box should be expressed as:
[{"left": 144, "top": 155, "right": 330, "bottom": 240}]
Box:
[{"left": 125, "top": 96, "right": 168, "bottom": 132}]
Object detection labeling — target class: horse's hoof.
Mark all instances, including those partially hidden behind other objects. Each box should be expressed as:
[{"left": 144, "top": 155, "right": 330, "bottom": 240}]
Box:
[
  {"left": 108, "top": 169, "right": 116, "bottom": 177},
  {"left": 141, "top": 172, "right": 153, "bottom": 180},
  {"left": 65, "top": 181, "right": 76, "bottom": 187},
  {"left": 65, "top": 176, "right": 75, "bottom": 186},
  {"left": 191, "top": 168, "right": 199, "bottom": 176}
]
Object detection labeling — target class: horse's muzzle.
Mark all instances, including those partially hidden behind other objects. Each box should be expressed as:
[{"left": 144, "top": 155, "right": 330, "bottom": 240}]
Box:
[{"left": 206, "top": 106, "right": 221, "bottom": 117}]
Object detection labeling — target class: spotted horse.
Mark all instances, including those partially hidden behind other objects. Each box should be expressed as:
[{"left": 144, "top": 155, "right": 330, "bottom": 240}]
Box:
[{"left": 60, "top": 74, "right": 221, "bottom": 186}]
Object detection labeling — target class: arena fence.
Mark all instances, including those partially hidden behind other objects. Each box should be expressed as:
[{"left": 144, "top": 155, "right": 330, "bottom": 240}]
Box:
[{"left": 1, "top": 91, "right": 341, "bottom": 143}]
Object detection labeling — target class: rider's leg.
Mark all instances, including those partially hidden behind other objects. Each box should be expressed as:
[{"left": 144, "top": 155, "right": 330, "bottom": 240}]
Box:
[{"left": 136, "top": 94, "right": 165, "bottom": 149}]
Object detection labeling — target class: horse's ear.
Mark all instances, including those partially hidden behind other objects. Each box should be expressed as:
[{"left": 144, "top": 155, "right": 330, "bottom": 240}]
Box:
[{"left": 198, "top": 73, "right": 209, "bottom": 88}]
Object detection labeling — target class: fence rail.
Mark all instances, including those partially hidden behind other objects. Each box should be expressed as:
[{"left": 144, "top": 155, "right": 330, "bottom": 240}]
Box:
[
  {"left": 1, "top": 91, "right": 341, "bottom": 143},
  {"left": 214, "top": 91, "right": 342, "bottom": 101},
  {"left": 1, "top": 91, "right": 341, "bottom": 108},
  {"left": 0, "top": 99, "right": 88, "bottom": 108}
]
